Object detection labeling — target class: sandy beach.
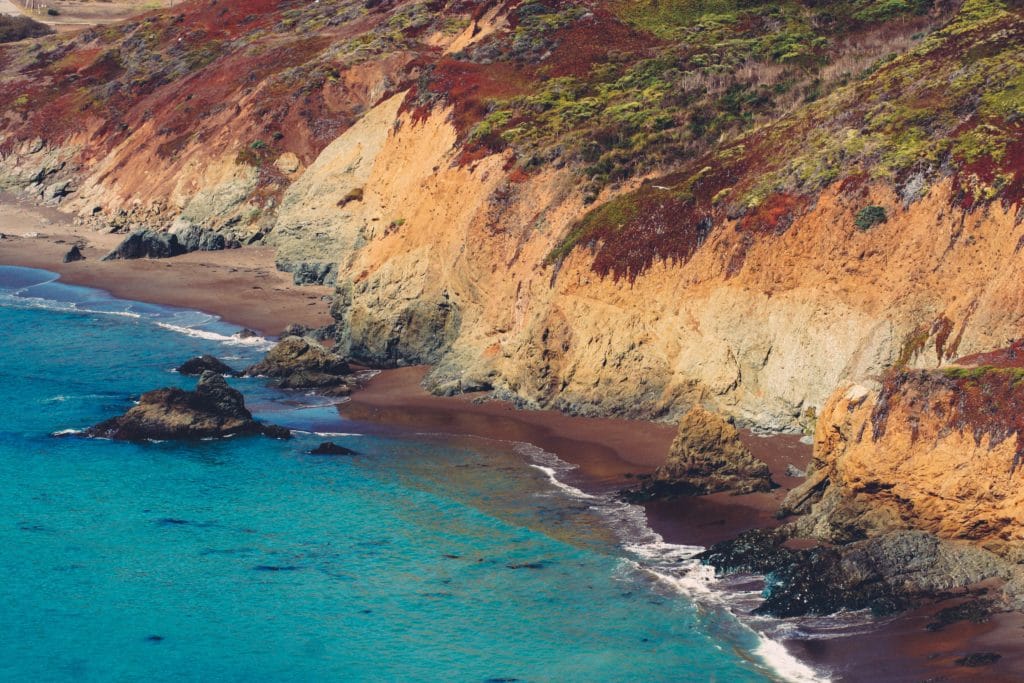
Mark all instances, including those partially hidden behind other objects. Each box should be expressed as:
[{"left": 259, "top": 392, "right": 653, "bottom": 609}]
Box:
[
  {"left": 0, "top": 196, "right": 333, "bottom": 336},
  {"left": 2, "top": 196, "right": 1021, "bottom": 681}
]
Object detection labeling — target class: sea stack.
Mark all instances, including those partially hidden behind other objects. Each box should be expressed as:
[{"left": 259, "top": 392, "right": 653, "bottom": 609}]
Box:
[
  {"left": 635, "top": 406, "right": 774, "bottom": 498},
  {"left": 85, "top": 371, "right": 289, "bottom": 441},
  {"left": 244, "top": 335, "right": 354, "bottom": 395}
]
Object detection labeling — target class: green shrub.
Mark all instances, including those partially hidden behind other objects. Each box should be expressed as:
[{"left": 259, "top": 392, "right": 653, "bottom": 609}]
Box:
[
  {"left": 0, "top": 15, "right": 53, "bottom": 43},
  {"left": 855, "top": 205, "right": 888, "bottom": 230}
]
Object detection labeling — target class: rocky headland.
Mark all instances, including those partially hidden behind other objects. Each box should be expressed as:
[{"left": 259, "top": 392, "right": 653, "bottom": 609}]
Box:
[{"left": 4, "top": 0, "right": 1024, "bottom": 677}]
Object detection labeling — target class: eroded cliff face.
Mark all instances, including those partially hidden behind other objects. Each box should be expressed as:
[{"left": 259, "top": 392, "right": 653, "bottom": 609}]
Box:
[
  {"left": 2, "top": 0, "right": 1024, "bottom": 433},
  {"left": 293, "top": 94, "right": 1024, "bottom": 431},
  {"left": 786, "top": 370, "right": 1024, "bottom": 557}
]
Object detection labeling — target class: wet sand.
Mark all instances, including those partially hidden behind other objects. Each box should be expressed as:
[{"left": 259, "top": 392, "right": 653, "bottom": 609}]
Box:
[{"left": 0, "top": 198, "right": 333, "bottom": 336}]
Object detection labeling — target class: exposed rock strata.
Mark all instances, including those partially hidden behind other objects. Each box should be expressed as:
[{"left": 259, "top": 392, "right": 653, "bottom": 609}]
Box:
[
  {"left": 707, "top": 368, "right": 1024, "bottom": 618},
  {"left": 783, "top": 371, "right": 1024, "bottom": 549},
  {"left": 85, "top": 372, "right": 289, "bottom": 441}
]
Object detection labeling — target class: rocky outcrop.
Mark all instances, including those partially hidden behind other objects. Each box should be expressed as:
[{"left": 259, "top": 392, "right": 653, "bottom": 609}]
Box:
[
  {"left": 102, "top": 227, "right": 239, "bottom": 261},
  {"left": 244, "top": 336, "right": 354, "bottom": 395},
  {"left": 276, "top": 260, "right": 338, "bottom": 286},
  {"left": 176, "top": 355, "right": 240, "bottom": 377},
  {"left": 700, "top": 367, "right": 1024, "bottom": 619},
  {"left": 309, "top": 442, "right": 358, "bottom": 456},
  {"left": 62, "top": 245, "right": 85, "bottom": 263},
  {"left": 783, "top": 371, "right": 1024, "bottom": 551},
  {"left": 102, "top": 229, "right": 186, "bottom": 260},
  {"left": 170, "top": 221, "right": 241, "bottom": 253},
  {"left": 628, "top": 407, "right": 773, "bottom": 498},
  {"left": 85, "top": 372, "right": 289, "bottom": 441},
  {"left": 699, "top": 528, "right": 1014, "bottom": 618}
]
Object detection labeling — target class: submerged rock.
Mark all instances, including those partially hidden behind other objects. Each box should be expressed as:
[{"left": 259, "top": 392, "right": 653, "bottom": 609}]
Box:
[
  {"left": 62, "top": 245, "right": 85, "bottom": 263},
  {"left": 85, "top": 371, "right": 289, "bottom": 441},
  {"left": 309, "top": 441, "right": 358, "bottom": 456},
  {"left": 626, "top": 406, "right": 773, "bottom": 499},
  {"left": 176, "top": 355, "right": 240, "bottom": 377},
  {"left": 244, "top": 335, "right": 353, "bottom": 395}
]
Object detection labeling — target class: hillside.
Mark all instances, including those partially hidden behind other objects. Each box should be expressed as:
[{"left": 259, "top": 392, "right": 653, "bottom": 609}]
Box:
[{"left": 0, "top": 0, "right": 1022, "bottom": 434}]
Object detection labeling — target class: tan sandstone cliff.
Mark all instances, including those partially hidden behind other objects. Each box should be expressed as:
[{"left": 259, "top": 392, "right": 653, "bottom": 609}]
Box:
[{"left": 784, "top": 368, "right": 1024, "bottom": 559}]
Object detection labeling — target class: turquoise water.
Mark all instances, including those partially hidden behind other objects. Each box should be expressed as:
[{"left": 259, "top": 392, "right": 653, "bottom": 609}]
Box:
[{"left": 0, "top": 266, "right": 806, "bottom": 682}]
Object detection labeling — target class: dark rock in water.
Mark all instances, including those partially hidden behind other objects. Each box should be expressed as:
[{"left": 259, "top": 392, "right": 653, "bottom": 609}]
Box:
[
  {"left": 244, "top": 336, "right": 354, "bottom": 394},
  {"left": 260, "top": 424, "right": 292, "bottom": 440},
  {"left": 624, "top": 406, "right": 773, "bottom": 500},
  {"left": 156, "top": 518, "right": 190, "bottom": 526},
  {"left": 84, "top": 371, "right": 290, "bottom": 441},
  {"left": 145, "top": 635, "right": 164, "bottom": 643},
  {"left": 955, "top": 652, "right": 1002, "bottom": 667},
  {"left": 102, "top": 226, "right": 239, "bottom": 261},
  {"left": 699, "top": 529, "right": 1010, "bottom": 619},
  {"left": 62, "top": 245, "right": 85, "bottom": 263},
  {"left": 696, "top": 529, "right": 793, "bottom": 575},
  {"left": 176, "top": 355, "right": 240, "bottom": 377},
  {"left": 237, "top": 328, "right": 259, "bottom": 339},
  {"left": 253, "top": 565, "right": 300, "bottom": 572},
  {"left": 309, "top": 441, "right": 357, "bottom": 456},
  {"left": 506, "top": 562, "right": 545, "bottom": 570}
]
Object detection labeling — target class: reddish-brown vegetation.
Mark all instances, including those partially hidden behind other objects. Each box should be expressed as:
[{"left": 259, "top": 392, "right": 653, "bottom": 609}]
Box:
[{"left": 872, "top": 367, "right": 1024, "bottom": 475}]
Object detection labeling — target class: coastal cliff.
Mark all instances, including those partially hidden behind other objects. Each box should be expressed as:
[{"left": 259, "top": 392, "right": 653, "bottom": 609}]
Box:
[
  {"left": 3, "top": 0, "right": 1023, "bottom": 433},
  {"left": 787, "top": 367, "right": 1024, "bottom": 554}
]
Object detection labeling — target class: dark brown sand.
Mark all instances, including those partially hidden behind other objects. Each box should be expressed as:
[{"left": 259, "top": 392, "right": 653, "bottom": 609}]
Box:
[
  {"left": 3, "top": 198, "right": 1020, "bottom": 682},
  {"left": 342, "top": 368, "right": 1024, "bottom": 682}
]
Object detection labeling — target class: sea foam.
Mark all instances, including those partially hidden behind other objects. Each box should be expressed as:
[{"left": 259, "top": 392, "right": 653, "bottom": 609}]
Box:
[{"left": 515, "top": 441, "right": 832, "bottom": 683}]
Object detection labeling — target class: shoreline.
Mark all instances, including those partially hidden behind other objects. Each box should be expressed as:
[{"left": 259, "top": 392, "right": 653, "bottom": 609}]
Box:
[
  {"left": 1, "top": 200, "right": 1019, "bottom": 681},
  {"left": 0, "top": 197, "right": 333, "bottom": 337}
]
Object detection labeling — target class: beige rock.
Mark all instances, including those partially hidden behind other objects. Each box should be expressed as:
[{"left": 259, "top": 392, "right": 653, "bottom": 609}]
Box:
[
  {"left": 274, "top": 152, "right": 301, "bottom": 175},
  {"left": 648, "top": 406, "right": 774, "bottom": 495},
  {"left": 792, "top": 372, "right": 1024, "bottom": 548}
]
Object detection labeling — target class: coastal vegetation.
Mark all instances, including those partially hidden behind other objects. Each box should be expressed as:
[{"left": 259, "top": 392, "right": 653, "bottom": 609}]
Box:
[{"left": 0, "top": 15, "right": 52, "bottom": 43}]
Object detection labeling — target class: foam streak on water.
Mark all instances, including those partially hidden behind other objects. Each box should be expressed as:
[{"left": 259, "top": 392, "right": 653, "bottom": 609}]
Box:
[
  {"left": 0, "top": 266, "right": 274, "bottom": 349},
  {"left": 516, "top": 442, "right": 829, "bottom": 683}
]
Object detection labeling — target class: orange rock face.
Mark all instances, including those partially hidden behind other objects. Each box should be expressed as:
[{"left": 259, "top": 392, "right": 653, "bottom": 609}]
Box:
[{"left": 797, "top": 370, "right": 1024, "bottom": 552}]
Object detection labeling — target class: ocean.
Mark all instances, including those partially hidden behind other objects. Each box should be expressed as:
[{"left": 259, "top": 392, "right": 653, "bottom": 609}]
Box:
[{"left": 0, "top": 265, "right": 823, "bottom": 682}]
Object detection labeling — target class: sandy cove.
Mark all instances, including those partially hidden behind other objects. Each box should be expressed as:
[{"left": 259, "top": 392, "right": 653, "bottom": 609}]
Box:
[
  {"left": 0, "top": 195, "right": 333, "bottom": 336},
  {"left": 2, "top": 197, "right": 1020, "bottom": 682}
]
